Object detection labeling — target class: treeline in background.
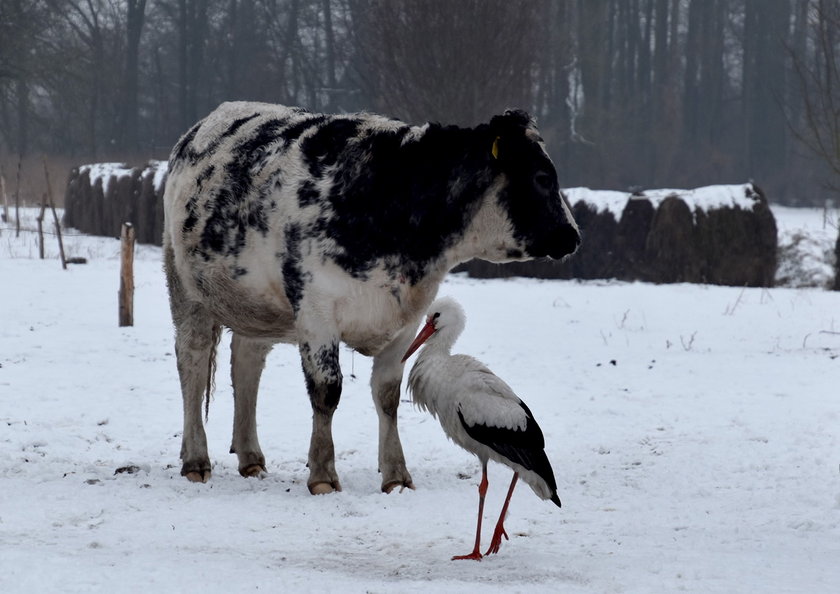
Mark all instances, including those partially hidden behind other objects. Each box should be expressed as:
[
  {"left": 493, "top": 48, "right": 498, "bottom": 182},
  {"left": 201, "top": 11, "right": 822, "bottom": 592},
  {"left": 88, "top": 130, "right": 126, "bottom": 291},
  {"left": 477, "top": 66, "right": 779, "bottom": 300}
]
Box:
[{"left": 1, "top": 0, "right": 839, "bottom": 206}]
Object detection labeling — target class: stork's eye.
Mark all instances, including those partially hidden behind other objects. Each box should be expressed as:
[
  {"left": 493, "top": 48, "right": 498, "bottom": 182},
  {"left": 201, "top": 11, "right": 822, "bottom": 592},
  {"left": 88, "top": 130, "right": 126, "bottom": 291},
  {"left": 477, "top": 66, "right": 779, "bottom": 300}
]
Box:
[{"left": 432, "top": 312, "right": 441, "bottom": 320}]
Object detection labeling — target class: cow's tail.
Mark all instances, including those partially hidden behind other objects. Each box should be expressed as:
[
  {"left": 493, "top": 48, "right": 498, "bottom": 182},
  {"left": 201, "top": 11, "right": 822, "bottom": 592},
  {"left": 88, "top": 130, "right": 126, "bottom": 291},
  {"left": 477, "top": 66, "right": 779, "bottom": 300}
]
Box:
[{"left": 204, "top": 324, "right": 222, "bottom": 422}]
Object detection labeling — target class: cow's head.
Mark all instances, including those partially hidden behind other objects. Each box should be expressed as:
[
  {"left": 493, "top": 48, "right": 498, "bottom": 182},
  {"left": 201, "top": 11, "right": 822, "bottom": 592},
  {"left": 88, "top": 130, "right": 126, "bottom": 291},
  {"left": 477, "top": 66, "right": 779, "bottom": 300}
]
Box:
[{"left": 487, "top": 110, "right": 580, "bottom": 261}]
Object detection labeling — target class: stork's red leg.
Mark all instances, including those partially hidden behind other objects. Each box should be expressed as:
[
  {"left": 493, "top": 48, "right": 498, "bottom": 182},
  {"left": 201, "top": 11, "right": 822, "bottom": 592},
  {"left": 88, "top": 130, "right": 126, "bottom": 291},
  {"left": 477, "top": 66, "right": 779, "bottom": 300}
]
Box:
[
  {"left": 452, "top": 462, "right": 488, "bottom": 561},
  {"left": 485, "top": 472, "right": 518, "bottom": 556}
]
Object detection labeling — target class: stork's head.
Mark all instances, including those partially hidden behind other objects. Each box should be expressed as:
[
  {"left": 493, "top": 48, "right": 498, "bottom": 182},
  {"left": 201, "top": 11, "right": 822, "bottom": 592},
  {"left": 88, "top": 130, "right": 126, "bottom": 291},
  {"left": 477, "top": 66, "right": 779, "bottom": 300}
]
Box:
[{"left": 401, "top": 297, "right": 466, "bottom": 362}]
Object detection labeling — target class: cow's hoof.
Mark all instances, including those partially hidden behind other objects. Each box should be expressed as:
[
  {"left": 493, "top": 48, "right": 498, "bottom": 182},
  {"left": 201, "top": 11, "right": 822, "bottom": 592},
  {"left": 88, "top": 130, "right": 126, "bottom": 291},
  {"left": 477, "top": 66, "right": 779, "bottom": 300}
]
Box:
[
  {"left": 382, "top": 479, "right": 415, "bottom": 494},
  {"left": 239, "top": 464, "right": 266, "bottom": 478},
  {"left": 308, "top": 481, "right": 342, "bottom": 495},
  {"left": 184, "top": 470, "right": 211, "bottom": 483}
]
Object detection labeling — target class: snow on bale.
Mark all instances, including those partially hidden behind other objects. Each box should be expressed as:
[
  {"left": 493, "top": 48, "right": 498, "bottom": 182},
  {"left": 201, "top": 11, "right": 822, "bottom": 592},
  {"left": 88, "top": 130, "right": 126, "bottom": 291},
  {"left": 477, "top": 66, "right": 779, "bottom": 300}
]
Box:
[
  {"left": 63, "top": 161, "right": 168, "bottom": 245},
  {"left": 457, "top": 182, "right": 778, "bottom": 287}
]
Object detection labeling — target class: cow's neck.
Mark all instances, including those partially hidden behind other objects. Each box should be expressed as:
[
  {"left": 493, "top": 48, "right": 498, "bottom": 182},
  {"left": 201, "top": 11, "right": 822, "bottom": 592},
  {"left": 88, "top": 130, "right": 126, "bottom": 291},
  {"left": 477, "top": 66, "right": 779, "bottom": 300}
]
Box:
[{"left": 441, "top": 176, "right": 519, "bottom": 268}]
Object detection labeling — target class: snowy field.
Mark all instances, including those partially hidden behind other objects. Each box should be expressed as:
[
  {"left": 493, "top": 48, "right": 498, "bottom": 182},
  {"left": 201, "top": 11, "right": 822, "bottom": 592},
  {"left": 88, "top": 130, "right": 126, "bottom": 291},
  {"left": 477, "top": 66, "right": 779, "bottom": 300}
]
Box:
[{"left": 1, "top": 206, "right": 839, "bottom": 593}]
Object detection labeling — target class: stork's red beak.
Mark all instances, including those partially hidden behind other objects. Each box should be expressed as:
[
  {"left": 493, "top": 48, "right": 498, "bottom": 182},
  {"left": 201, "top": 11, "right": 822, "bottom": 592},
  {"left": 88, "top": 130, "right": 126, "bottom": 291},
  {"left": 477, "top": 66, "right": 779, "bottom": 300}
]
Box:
[{"left": 401, "top": 319, "right": 437, "bottom": 363}]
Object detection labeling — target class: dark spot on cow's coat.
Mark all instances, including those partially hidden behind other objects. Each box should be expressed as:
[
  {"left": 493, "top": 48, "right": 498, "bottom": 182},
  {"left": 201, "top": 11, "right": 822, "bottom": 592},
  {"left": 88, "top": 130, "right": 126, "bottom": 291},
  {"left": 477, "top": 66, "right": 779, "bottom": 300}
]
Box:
[
  {"left": 297, "top": 180, "right": 320, "bottom": 207},
  {"left": 183, "top": 165, "right": 217, "bottom": 233},
  {"left": 300, "top": 118, "right": 360, "bottom": 178},
  {"left": 172, "top": 113, "right": 262, "bottom": 166},
  {"left": 196, "top": 120, "right": 291, "bottom": 257},
  {"left": 321, "top": 124, "right": 491, "bottom": 283},
  {"left": 282, "top": 223, "right": 305, "bottom": 313},
  {"left": 278, "top": 115, "right": 327, "bottom": 149},
  {"left": 170, "top": 121, "right": 201, "bottom": 165},
  {"left": 322, "top": 380, "right": 342, "bottom": 410},
  {"left": 196, "top": 164, "right": 215, "bottom": 189},
  {"left": 299, "top": 341, "right": 342, "bottom": 412},
  {"left": 315, "top": 342, "right": 341, "bottom": 383}
]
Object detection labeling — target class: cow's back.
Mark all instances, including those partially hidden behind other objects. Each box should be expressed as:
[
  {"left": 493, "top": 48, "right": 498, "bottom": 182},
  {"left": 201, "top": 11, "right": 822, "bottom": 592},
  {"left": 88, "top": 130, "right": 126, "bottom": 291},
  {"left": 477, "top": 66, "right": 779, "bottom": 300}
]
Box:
[
  {"left": 163, "top": 102, "right": 317, "bottom": 340},
  {"left": 162, "top": 101, "right": 424, "bottom": 344}
]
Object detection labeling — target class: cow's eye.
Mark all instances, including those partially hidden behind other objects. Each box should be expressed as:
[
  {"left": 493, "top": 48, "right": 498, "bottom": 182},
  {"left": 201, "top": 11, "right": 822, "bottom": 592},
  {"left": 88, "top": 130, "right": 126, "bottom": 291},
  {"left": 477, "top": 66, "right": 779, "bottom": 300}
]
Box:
[{"left": 534, "top": 171, "right": 553, "bottom": 192}]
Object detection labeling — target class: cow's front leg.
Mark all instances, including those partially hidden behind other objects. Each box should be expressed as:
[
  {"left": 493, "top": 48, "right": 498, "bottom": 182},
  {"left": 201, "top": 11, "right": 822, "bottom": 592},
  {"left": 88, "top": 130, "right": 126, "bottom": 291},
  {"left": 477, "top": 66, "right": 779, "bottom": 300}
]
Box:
[
  {"left": 371, "top": 328, "right": 416, "bottom": 493},
  {"left": 297, "top": 329, "right": 343, "bottom": 495},
  {"left": 230, "top": 333, "right": 272, "bottom": 477}
]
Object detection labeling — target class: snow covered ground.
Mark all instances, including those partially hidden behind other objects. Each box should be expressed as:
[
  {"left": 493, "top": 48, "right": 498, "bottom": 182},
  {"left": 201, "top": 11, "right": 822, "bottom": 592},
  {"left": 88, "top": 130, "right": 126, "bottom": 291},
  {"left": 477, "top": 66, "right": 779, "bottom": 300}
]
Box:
[{"left": 1, "top": 207, "right": 839, "bottom": 593}]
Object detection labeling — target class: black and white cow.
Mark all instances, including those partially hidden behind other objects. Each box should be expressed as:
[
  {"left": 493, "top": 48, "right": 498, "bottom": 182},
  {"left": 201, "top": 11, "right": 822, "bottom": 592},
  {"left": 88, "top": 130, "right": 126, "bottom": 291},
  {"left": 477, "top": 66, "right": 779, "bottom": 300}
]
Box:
[{"left": 163, "top": 101, "right": 579, "bottom": 494}]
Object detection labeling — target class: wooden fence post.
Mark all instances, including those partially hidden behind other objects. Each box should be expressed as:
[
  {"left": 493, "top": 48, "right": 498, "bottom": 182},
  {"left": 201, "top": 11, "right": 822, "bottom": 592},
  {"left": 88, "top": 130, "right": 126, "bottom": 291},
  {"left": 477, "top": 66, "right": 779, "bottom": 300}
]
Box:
[
  {"left": 0, "top": 171, "right": 8, "bottom": 223},
  {"left": 119, "top": 222, "right": 135, "bottom": 327},
  {"left": 36, "top": 193, "right": 47, "bottom": 259},
  {"left": 42, "top": 158, "right": 66, "bottom": 269},
  {"left": 14, "top": 157, "right": 21, "bottom": 237}
]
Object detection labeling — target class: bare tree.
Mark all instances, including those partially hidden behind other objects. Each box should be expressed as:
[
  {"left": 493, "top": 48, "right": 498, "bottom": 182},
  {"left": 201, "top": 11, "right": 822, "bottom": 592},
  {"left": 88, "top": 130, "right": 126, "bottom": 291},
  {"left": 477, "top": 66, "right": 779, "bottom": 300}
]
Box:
[
  {"left": 349, "top": 0, "right": 547, "bottom": 126},
  {"left": 788, "top": 0, "right": 840, "bottom": 194},
  {"left": 116, "top": 0, "right": 147, "bottom": 153}
]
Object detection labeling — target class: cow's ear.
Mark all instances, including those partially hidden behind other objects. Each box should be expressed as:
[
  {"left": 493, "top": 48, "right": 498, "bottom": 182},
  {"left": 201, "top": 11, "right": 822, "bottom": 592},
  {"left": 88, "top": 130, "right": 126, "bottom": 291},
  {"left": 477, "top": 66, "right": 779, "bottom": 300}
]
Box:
[{"left": 491, "top": 136, "right": 500, "bottom": 160}]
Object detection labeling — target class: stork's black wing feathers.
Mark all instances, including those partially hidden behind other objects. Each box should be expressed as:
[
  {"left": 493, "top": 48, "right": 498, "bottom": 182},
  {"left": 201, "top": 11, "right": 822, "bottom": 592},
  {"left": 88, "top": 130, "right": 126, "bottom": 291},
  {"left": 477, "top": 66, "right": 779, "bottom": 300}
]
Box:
[{"left": 457, "top": 402, "right": 558, "bottom": 494}]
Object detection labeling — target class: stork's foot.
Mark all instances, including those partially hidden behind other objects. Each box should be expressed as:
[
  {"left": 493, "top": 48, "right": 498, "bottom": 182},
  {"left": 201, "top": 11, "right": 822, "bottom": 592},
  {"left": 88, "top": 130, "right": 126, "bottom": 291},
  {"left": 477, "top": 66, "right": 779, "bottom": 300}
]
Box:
[
  {"left": 181, "top": 460, "right": 211, "bottom": 483},
  {"left": 452, "top": 551, "right": 483, "bottom": 561},
  {"left": 485, "top": 525, "right": 509, "bottom": 556},
  {"left": 381, "top": 478, "right": 415, "bottom": 494},
  {"left": 308, "top": 480, "right": 342, "bottom": 495}
]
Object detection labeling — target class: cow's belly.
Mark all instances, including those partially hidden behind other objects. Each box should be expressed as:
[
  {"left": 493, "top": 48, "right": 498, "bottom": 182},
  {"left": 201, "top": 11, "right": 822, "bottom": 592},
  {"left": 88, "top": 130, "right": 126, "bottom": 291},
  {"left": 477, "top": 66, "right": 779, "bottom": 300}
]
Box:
[
  {"left": 185, "top": 259, "right": 297, "bottom": 341},
  {"left": 332, "top": 274, "right": 439, "bottom": 356},
  {"left": 179, "top": 244, "right": 440, "bottom": 353}
]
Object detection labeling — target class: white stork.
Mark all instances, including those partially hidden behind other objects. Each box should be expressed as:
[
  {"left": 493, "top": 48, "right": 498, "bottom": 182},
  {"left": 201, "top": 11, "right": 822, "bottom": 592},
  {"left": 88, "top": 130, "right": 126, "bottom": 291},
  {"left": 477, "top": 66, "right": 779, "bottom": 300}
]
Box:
[{"left": 402, "top": 296, "right": 561, "bottom": 561}]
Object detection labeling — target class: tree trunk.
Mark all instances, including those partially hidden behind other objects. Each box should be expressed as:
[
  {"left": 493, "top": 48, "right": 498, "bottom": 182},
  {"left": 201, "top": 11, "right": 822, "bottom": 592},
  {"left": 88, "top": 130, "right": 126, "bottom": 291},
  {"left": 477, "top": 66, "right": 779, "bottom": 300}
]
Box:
[{"left": 118, "top": 0, "right": 147, "bottom": 153}]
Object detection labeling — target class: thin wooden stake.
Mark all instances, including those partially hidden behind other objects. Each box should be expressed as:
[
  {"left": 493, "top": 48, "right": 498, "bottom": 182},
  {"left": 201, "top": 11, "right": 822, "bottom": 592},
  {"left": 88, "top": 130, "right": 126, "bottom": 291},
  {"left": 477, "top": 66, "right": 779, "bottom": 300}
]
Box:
[
  {"left": 43, "top": 158, "right": 66, "bottom": 269},
  {"left": 0, "top": 170, "right": 8, "bottom": 223},
  {"left": 36, "top": 193, "right": 47, "bottom": 259},
  {"left": 14, "top": 157, "right": 21, "bottom": 237},
  {"left": 119, "top": 222, "right": 135, "bottom": 327}
]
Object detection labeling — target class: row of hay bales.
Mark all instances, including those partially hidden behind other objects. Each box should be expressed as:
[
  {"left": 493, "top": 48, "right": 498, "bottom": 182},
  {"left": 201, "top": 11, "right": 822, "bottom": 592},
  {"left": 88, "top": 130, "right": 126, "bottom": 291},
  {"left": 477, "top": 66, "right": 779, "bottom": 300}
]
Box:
[
  {"left": 458, "top": 184, "right": 779, "bottom": 287},
  {"left": 63, "top": 161, "right": 168, "bottom": 245},
  {"left": 63, "top": 163, "right": 778, "bottom": 287}
]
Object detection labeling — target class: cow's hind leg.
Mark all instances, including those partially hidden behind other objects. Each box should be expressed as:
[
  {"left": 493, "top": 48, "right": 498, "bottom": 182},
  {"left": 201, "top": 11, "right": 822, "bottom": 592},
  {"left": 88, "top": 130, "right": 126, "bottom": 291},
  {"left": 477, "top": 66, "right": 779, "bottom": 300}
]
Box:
[
  {"left": 230, "top": 333, "right": 272, "bottom": 477},
  {"left": 371, "top": 329, "right": 415, "bottom": 493},
  {"left": 166, "top": 248, "right": 220, "bottom": 482}
]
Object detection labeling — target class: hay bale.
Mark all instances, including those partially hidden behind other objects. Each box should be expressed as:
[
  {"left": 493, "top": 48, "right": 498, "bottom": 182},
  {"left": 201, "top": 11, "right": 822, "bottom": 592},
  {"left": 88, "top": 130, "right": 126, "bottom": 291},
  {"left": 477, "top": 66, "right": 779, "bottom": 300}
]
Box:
[
  {"left": 566, "top": 200, "right": 619, "bottom": 279},
  {"left": 108, "top": 167, "right": 141, "bottom": 238},
  {"left": 694, "top": 185, "right": 777, "bottom": 287},
  {"left": 645, "top": 195, "right": 701, "bottom": 283},
  {"left": 63, "top": 161, "right": 167, "bottom": 244},
  {"left": 63, "top": 167, "right": 85, "bottom": 231},
  {"left": 614, "top": 196, "right": 655, "bottom": 280},
  {"left": 63, "top": 167, "right": 107, "bottom": 237},
  {"left": 833, "top": 227, "right": 840, "bottom": 291}
]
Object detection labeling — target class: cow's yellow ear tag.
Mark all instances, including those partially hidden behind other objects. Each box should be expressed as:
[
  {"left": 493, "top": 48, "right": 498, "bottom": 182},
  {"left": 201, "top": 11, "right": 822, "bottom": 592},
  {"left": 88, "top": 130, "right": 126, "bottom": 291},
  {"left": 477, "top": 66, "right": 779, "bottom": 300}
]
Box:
[{"left": 491, "top": 136, "right": 500, "bottom": 159}]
